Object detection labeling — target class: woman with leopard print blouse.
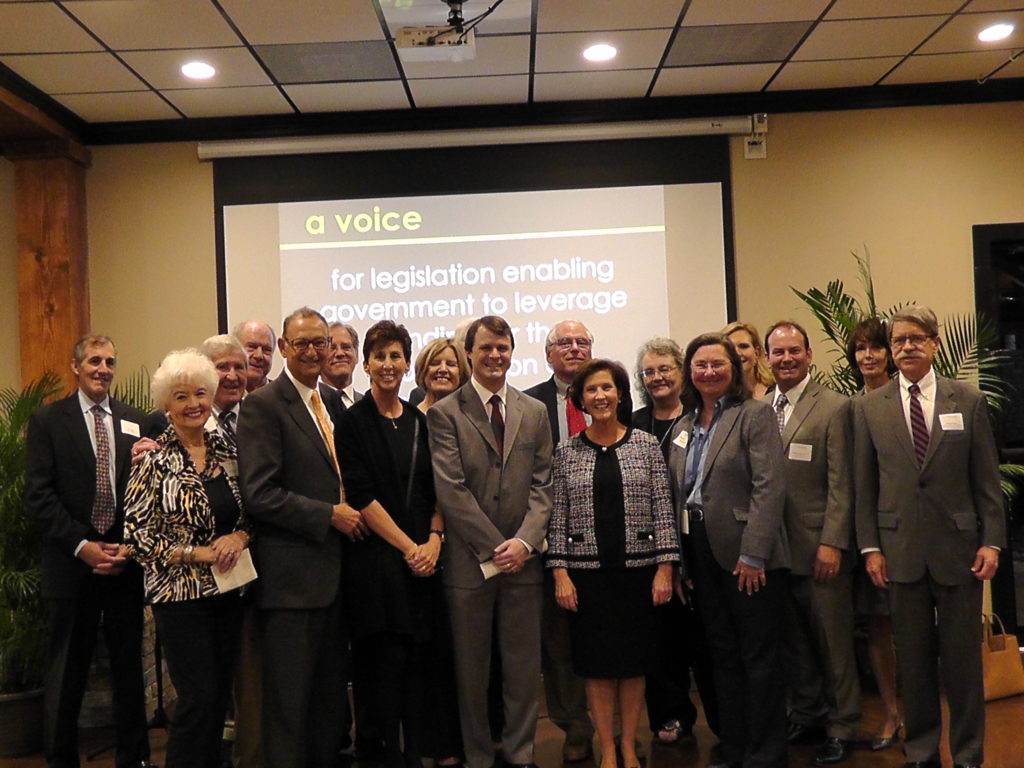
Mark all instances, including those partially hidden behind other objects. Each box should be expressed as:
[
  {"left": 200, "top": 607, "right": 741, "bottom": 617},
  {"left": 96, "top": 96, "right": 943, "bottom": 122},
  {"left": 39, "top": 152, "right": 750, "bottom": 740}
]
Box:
[{"left": 124, "top": 349, "right": 251, "bottom": 768}]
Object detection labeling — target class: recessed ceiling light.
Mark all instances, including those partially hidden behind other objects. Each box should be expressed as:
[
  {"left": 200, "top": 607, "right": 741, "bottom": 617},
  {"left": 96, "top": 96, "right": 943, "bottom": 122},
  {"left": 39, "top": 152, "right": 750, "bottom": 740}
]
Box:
[
  {"left": 583, "top": 43, "right": 617, "bottom": 63},
  {"left": 978, "top": 23, "right": 1014, "bottom": 42},
  {"left": 181, "top": 61, "right": 216, "bottom": 80}
]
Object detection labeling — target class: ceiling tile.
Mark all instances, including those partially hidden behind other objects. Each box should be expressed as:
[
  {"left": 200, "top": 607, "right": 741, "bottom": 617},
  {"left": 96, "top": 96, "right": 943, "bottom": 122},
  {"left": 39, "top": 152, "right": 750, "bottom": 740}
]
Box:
[
  {"left": 534, "top": 70, "right": 654, "bottom": 101},
  {"left": 380, "top": 0, "right": 533, "bottom": 36},
  {"left": 826, "top": 0, "right": 965, "bottom": 19},
  {"left": 881, "top": 49, "right": 1016, "bottom": 83},
  {"left": 537, "top": 0, "right": 684, "bottom": 32},
  {"left": 682, "top": 0, "right": 831, "bottom": 26},
  {"left": 53, "top": 90, "right": 180, "bottom": 122},
  {"left": 536, "top": 29, "right": 673, "bottom": 73},
  {"left": 768, "top": 56, "right": 903, "bottom": 89},
  {"left": 120, "top": 47, "right": 271, "bottom": 89},
  {"left": 666, "top": 23, "right": 812, "bottom": 66},
  {"left": 0, "top": 52, "right": 145, "bottom": 94},
  {"left": 402, "top": 34, "right": 529, "bottom": 79},
  {"left": 255, "top": 41, "right": 398, "bottom": 83},
  {"left": 651, "top": 63, "right": 778, "bottom": 96},
  {"left": 0, "top": 3, "right": 103, "bottom": 54},
  {"left": 917, "top": 10, "right": 1024, "bottom": 53},
  {"left": 793, "top": 16, "right": 946, "bottom": 60},
  {"left": 164, "top": 86, "right": 293, "bottom": 118},
  {"left": 285, "top": 81, "right": 411, "bottom": 112},
  {"left": 991, "top": 51, "right": 1024, "bottom": 76},
  {"left": 408, "top": 74, "right": 527, "bottom": 106},
  {"left": 218, "top": 0, "right": 384, "bottom": 45},
  {"left": 964, "top": 0, "right": 1024, "bottom": 11},
  {"left": 66, "top": 0, "right": 241, "bottom": 50}
]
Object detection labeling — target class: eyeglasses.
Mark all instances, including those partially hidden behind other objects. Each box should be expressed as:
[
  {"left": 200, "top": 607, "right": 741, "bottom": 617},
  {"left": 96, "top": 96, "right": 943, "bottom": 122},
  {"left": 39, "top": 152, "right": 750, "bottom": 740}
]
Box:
[
  {"left": 284, "top": 337, "right": 329, "bottom": 353},
  {"left": 891, "top": 334, "right": 933, "bottom": 348},
  {"left": 690, "top": 360, "right": 730, "bottom": 374},
  {"left": 553, "top": 337, "right": 592, "bottom": 350},
  {"left": 641, "top": 365, "right": 679, "bottom": 379}
]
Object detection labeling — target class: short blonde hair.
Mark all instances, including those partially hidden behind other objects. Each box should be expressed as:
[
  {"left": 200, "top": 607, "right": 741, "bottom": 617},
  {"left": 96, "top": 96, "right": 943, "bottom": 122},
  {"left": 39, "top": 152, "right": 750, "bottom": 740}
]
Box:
[
  {"left": 151, "top": 349, "right": 219, "bottom": 411},
  {"left": 414, "top": 338, "right": 471, "bottom": 392},
  {"left": 722, "top": 320, "right": 774, "bottom": 387}
]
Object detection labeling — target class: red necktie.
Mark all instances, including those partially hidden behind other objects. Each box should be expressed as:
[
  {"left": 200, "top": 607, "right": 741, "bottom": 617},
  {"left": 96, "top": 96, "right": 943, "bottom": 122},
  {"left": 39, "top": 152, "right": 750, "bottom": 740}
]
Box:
[{"left": 566, "top": 397, "right": 587, "bottom": 436}]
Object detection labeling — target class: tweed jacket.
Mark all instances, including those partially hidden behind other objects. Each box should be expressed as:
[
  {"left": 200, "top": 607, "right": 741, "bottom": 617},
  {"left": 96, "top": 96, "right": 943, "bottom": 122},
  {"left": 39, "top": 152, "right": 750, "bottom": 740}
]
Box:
[
  {"left": 124, "top": 424, "right": 250, "bottom": 603},
  {"left": 547, "top": 428, "right": 679, "bottom": 569}
]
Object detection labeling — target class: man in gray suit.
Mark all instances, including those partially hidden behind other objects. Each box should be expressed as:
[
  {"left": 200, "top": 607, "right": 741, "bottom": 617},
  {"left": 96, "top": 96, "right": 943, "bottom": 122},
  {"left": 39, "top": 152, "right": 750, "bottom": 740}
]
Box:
[
  {"left": 765, "top": 322, "right": 859, "bottom": 766},
  {"left": 428, "top": 315, "right": 553, "bottom": 768},
  {"left": 237, "top": 307, "right": 366, "bottom": 768},
  {"left": 854, "top": 306, "right": 1004, "bottom": 768}
]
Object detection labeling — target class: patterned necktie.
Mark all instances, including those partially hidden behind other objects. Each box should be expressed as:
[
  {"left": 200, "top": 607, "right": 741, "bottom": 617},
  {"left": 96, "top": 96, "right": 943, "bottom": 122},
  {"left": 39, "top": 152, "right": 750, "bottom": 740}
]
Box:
[
  {"left": 310, "top": 390, "right": 342, "bottom": 486},
  {"left": 489, "top": 394, "right": 505, "bottom": 456},
  {"left": 566, "top": 396, "right": 587, "bottom": 437},
  {"left": 908, "top": 383, "right": 929, "bottom": 465},
  {"left": 775, "top": 393, "right": 789, "bottom": 435},
  {"left": 90, "top": 405, "right": 116, "bottom": 534},
  {"left": 218, "top": 410, "right": 237, "bottom": 449}
]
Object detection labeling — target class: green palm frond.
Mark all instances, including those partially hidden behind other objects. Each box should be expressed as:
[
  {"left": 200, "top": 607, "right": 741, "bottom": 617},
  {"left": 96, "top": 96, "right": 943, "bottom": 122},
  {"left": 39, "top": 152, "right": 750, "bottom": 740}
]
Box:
[
  {"left": 791, "top": 280, "right": 861, "bottom": 352},
  {"left": 933, "top": 314, "right": 1012, "bottom": 411},
  {"left": 1000, "top": 463, "right": 1024, "bottom": 502},
  {"left": 111, "top": 367, "right": 153, "bottom": 412}
]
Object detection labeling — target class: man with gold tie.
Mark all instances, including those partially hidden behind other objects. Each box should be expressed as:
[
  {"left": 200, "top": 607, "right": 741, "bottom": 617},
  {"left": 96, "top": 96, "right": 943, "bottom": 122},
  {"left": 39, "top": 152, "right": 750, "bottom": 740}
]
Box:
[{"left": 237, "top": 307, "right": 366, "bottom": 768}]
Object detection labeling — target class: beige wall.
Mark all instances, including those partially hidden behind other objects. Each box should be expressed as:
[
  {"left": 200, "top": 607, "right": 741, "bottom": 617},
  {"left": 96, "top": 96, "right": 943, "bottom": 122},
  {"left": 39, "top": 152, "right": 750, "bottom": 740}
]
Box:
[
  {"left": 0, "top": 159, "right": 18, "bottom": 391},
  {"left": 729, "top": 101, "right": 1024, "bottom": 359},
  {"left": 3, "top": 100, "right": 1022, "bottom": 387}
]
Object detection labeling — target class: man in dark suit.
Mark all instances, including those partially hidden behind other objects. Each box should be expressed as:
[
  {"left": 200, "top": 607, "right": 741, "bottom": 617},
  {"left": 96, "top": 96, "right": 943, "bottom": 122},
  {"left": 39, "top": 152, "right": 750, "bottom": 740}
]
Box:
[
  {"left": 854, "top": 305, "right": 1005, "bottom": 768},
  {"left": 765, "top": 322, "right": 859, "bottom": 766},
  {"left": 320, "top": 322, "right": 362, "bottom": 410},
  {"left": 428, "top": 315, "right": 553, "bottom": 768},
  {"left": 237, "top": 307, "right": 366, "bottom": 768},
  {"left": 234, "top": 318, "right": 276, "bottom": 393},
  {"left": 24, "top": 334, "right": 157, "bottom": 768}
]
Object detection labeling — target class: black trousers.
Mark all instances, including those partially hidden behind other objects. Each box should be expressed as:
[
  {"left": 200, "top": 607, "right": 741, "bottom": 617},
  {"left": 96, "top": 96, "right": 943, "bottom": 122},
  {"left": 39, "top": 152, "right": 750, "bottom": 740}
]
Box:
[
  {"left": 645, "top": 591, "right": 720, "bottom": 736},
  {"left": 686, "top": 522, "right": 788, "bottom": 768},
  {"left": 152, "top": 592, "right": 243, "bottom": 768},
  {"left": 43, "top": 572, "right": 150, "bottom": 768}
]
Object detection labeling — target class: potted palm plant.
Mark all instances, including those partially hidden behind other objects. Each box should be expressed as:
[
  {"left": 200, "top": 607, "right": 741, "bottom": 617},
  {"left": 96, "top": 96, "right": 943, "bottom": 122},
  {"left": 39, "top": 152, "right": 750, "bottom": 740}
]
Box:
[{"left": 0, "top": 373, "right": 62, "bottom": 757}]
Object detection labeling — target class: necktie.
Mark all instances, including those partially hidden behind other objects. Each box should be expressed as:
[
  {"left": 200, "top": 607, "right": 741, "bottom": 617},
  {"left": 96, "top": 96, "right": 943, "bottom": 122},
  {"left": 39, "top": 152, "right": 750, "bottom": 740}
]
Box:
[
  {"left": 310, "top": 390, "right": 343, "bottom": 487},
  {"left": 775, "top": 393, "right": 789, "bottom": 435},
  {"left": 566, "top": 396, "right": 587, "bottom": 437},
  {"left": 90, "top": 405, "right": 116, "bottom": 534},
  {"left": 489, "top": 394, "right": 505, "bottom": 456},
  {"left": 908, "top": 383, "right": 929, "bottom": 465},
  {"left": 218, "top": 410, "right": 237, "bottom": 449}
]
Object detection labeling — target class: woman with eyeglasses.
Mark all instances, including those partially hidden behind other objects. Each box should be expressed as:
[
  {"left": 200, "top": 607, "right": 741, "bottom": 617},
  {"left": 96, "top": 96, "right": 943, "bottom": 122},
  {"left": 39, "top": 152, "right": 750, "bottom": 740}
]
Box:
[
  {"left": 631, "top": 338, "right": 720, "bottom": 746},
  {"left": 667, "top": 332, "right": 788, "bottom": 768},
  {"left": 845, "top": 318, "right": 903, "bottom": 751},
  {"left": 335, "top": 320, "right": 461, "bottom": 768}
]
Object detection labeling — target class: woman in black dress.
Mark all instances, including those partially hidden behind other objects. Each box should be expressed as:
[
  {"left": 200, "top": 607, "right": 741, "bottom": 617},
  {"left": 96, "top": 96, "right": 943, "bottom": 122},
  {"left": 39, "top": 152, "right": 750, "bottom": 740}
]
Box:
[
  {"left": 547, "top": 359, "right": 678, "bottom": 768},
  {"left": 335, "top": 320, "right": 460, "bottom": 768}
]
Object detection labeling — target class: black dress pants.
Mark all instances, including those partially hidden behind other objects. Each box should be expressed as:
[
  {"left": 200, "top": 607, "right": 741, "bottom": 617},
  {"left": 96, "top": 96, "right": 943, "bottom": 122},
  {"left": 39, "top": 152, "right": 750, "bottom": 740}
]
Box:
[{"left": 152, "top": 592, "right": 243, "bottom": 768}]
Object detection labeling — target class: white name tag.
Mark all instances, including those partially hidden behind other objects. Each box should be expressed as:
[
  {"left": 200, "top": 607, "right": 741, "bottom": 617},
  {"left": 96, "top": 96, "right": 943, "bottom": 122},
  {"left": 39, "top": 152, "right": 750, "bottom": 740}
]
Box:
[
  {"left": 939, "top": 412, "right": 964, "bottom": 431},
  {"left": 788, "top": 443, "right": 813, "bottom": 462},
  {"left": 673, "top": 431, "right": 689, "bottom": 449},
  {"left": 120, "top": 419, "right": 140, "bottom": 437}
]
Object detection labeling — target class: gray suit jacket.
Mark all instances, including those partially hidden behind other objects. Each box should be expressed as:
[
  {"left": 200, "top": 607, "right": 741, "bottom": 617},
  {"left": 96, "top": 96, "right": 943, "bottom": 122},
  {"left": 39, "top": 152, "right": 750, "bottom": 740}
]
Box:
[
  {"left": 237, "top": 373, "right": 344, "bottom": 609},
  {"left": 427, "top": 383, "right": 553, "bottom": 588},
  {"left": 853, "top": 375, "right": 1005, "bottom": 586},
  {"left": 669, "top": 397, "right": 789, "bottom": 574},
  {"left": 771, "top": 381, "right": 854, "bottom": 576}
]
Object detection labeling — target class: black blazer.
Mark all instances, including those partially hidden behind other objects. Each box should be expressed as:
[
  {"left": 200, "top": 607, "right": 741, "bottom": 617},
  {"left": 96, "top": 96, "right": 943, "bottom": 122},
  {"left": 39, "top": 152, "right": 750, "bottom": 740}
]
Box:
[
  {"left": 24, "top": 393, "right": 156, "bottom": 598},
  {"left": 524, "top": 375, "right": 633, "bottom": 446},
  {"left": 318, "top": 382, "right": 347, "bottom": 427},
  {"left": 237, "top": 373, "right": 344, "bottom": 610}
]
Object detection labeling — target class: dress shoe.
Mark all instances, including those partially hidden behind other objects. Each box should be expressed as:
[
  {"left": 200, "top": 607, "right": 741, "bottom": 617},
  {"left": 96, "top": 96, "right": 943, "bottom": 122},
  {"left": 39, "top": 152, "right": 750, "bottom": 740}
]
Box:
[
  {"left": 812, "top": 738, "right": 852, "bottom": 766},
  {"left": 562, "top": 739, "right": 593, "bottom": 762},
  {"left": 871, "top": 722, "right": 903, "bottom": 751},
  {"left": 786, "top": 721, "right": 826, "bottom": 745}
]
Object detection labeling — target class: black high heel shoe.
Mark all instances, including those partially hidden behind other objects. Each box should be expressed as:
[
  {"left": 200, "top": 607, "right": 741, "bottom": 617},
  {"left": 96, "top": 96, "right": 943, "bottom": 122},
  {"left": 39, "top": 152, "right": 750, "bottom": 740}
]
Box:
[{"left": 871, "top": 722, "right": 903, "bottom": 751}]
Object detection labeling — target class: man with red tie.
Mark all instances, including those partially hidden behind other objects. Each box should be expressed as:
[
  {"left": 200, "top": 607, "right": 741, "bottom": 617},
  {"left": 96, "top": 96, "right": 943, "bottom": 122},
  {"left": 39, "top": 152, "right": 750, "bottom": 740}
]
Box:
[{"left": 524, "top": 319, "right": 631, "bottom": 763}]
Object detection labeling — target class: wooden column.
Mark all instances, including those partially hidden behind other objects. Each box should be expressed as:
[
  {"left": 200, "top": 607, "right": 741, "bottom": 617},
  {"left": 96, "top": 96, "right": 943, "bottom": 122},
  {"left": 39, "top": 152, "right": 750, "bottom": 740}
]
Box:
[{"left": 7, "top": 139, "right": 92, "bottom": 391}]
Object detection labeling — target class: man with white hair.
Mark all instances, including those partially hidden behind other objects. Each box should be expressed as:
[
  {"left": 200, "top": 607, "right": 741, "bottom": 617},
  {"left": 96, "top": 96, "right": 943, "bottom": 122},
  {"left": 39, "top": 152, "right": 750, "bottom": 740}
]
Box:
[
  {"left": 200, "top": 333, "right": 248, "bottom": 446},
  {"left": 234, "top": 319, "right": 276, "bottom": 393}
]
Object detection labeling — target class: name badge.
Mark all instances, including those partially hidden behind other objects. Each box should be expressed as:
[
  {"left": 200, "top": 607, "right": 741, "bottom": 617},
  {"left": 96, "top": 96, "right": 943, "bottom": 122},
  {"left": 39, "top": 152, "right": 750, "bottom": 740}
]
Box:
[
  {"left": 939, "top": 413, "right": 964, "bottom": 431},
  {"left": 120, "top": 419, "right": 140, "bottom": 437},
  {"left": 788, "top": 443, "right": 813, "bottom": 462},
  {"left": 673, "top": 431, "right": 689, "bottom": 449}
]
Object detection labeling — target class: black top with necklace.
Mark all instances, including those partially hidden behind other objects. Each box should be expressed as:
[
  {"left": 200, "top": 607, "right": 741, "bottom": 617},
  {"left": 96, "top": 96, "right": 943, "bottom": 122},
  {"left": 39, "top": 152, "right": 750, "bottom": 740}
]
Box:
[{"left": 633, "top": 404, "right": 682, "bottom": 463}]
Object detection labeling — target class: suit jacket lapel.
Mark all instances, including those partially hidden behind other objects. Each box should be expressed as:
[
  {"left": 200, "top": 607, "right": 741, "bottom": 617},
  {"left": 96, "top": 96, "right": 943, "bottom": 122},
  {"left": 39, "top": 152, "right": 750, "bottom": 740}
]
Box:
[
  {"left": 461, "top": 386, "right": 502, "bottom": 458},
  {"left": 109, "top": 399, "right": 136, "bottom": 485},
  {"left": 881, "top": 380, "right": 919, "bottom": 468},
  {"left": 502, "top": 390, "right": 524, "bottom": 463},
  {"left": 781, "top": 381, "right": 818, "bottom": 446},
  {"left": 279, "top": 376, "right": 335, "bottom": 471},
  {"left": 922, "top": 376, "right": 956, "bottom": 470},
  {"left": 62, "top": 394, "right": 98, "bottom": 473},
  {"left": 702, "top": 402, "right": 741, "bottom": 483}
]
